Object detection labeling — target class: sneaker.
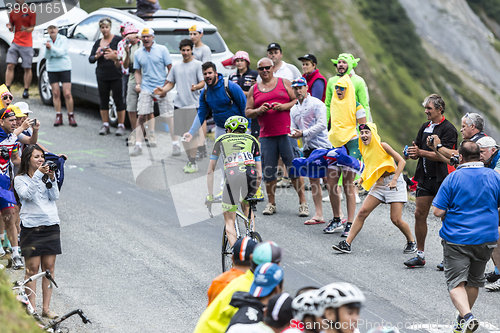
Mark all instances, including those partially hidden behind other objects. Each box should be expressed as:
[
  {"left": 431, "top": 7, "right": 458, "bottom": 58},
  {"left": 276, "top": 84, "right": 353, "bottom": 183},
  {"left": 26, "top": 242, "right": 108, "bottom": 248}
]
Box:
[
  {"left": 195, "top": 148, "right": 207, "bottom": 160},
  {"left": 263, "top": 203, "right": 276, "bottom": 215},
  {"left": 355, "top": 193, "right": 361, "bottom": 204},
  {"left": 253, "top": 186, "right": 264, "bottom": 201},
  {"left": 0, "top": 246, "right": 5, "bottom": 258},
  {"left": 485, "top": 270, "right": 500, "bottom": 283},
  {"left": 68, "top": 113, "right": 77, "bottom": 127},
  {"left": 276, "top": 177, "right": 292, "bottom": 188},
  {"left": 22, "top": 89, "right": 29, "bottom": 99},
  {"left": 403, "top": 241, "right": 417, "bottom": 254},
  {"left": 341, "top": 222, "right": 352, "bottom": 237},
  {"left": 323, "top": 219, "right": 344, "bottom": 234},
  {"left": 172, "top": 145, "right": 181, "bottom": 156},
  {"left": 129, "top": 145, "right": 142, "bottom": 156},
  {"left": 126, "top": 132, "right": 136, "bottom": 147},
  {"left": 116, "top": 126, "right": 126, "bottom": 137},
  {"left": 485, "top": 279, "right": 500, "bottom": 291},
  {"left": 54, "top": 113, "right": 63, "bottom": 126},
  {"left": 322, "top": 195, "right": 330, "bottom": 202},
  {"left": 404, "top": 255, "right": 426, "bottom": 268},
  {"left": 12, "top": 256, "right": 24, "bottom": 270},
  {"left": 298, "top": 203, "right": 309, "bottom": 217},
  {"left": 184, "top": 162, "right": 198, "bottom": 173},
  {"left": 464, "top": 315, "right": 479, "bottom": 333},
  {"left": 146, "top": 131, "right": 156, "bottom": 146},
  {"left": 332, "top": 240, "right": 351, "bottom": 254},
  {"left": 437, "top": 261, "right": 444, "bottom": 271},
  {"left": 453, "top": 311, "right": 464, "bottom": 333},
  {"left": 99, "top": 124, "right": 110, "bottom": 135}
]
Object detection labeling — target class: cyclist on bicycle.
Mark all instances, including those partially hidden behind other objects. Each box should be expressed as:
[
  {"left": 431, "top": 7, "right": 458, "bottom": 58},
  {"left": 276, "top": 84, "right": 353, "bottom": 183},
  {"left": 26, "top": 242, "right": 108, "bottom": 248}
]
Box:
[{"left": 207, "top": 115, "right": 262, "bottom": 247}]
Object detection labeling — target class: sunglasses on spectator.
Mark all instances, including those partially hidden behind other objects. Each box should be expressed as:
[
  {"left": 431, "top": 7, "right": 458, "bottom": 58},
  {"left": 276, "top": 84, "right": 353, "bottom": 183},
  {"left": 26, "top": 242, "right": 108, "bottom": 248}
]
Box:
[
  {"left": 2, "top": 95, "right": 13, "bottom": 101},
  {"left": 258, "top": 66, "right": 272, "bottom": 71},
  {"left": 335, "top": 86, "right": 346, "bottom": 91}
]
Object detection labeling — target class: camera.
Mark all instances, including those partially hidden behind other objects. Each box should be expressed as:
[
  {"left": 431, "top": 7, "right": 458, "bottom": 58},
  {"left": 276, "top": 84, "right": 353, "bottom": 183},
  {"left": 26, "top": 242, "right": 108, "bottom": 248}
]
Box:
[
  {"left": 428, "top": 136, "right": 434, "bottom": 144},
  {"left": 43, "top": 161, "right": 58, "bottom": 172},
  {"left": 450, "top": 155, "right": 460, "bottom": 166},
  {"left": 125, "top": 39, "right": 130, "bottom": 46},
  {"left": 1, "top": 146, "right": 9, "bottom": 160},
  {"left": 403, "top": 145, "right": 409, "bottom": 157}
]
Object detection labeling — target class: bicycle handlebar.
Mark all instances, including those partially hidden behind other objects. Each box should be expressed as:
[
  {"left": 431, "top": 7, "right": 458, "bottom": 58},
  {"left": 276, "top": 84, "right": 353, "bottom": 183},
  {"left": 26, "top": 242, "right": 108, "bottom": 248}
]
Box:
[{"left": 14, "top": 270, "right": 58, "bottom": 289}]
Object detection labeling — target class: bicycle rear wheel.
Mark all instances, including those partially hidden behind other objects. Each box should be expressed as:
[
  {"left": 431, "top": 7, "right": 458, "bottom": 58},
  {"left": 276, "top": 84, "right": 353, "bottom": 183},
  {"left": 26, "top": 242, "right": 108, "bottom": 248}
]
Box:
[
  {"left": 250, "top": 231, "right": 263, "bottom": 243},
  {"left": 222, "top": 226, "right": 233, "bottom": 273}
]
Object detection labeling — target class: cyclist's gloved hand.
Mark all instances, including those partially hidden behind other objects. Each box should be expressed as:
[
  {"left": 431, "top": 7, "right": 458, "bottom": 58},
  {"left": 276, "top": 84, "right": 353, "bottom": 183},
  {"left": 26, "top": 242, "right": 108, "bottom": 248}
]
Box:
[{"left": 206, "top": 195, "right": 214, "bottom": 204}]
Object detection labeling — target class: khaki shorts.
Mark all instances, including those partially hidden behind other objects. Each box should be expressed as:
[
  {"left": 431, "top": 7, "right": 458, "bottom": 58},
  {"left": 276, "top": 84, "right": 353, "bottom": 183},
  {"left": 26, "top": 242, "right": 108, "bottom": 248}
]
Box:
[
  {"left": 6, "top": 43, "right": 34, "bottom": 68},
  {"left": 368, "top": 173, "right": 407, "bottom": 203},
  {"left": 137, "top": 91, "right": 173, "bottom": 116},
  {"left": 126, "top": 81, "right": 139, "bottom": 112}
]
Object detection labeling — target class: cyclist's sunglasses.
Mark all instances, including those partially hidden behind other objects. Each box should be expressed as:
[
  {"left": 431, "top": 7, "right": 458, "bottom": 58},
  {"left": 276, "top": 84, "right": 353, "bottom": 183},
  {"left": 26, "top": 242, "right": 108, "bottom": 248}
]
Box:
[
  {"left": 2, "top": 95, "right": 13, "bottom": 101},
  {"left": 335, "top": 85, "right": 346, "bottom": 91},
  {"left": 257, "top": 66, "right": 272, "bottom": 71}
]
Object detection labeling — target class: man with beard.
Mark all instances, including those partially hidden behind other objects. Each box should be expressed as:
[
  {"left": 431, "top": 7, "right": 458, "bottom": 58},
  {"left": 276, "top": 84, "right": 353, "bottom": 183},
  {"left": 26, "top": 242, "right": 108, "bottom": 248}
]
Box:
[{"left": 183, "top": 62, "right": 247, "bottom": 143}]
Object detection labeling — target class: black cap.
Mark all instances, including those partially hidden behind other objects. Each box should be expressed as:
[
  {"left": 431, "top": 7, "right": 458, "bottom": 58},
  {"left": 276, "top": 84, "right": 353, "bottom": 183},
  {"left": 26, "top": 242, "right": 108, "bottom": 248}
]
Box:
[
  {"left": 267, "top": 43, "right": 282, "bottom": 52},
  {"left": 298, "top": 54, "right": 317, "bottom": 64},
  {"left": 264, "top": 293, "right": 294, "bottom": 328}
]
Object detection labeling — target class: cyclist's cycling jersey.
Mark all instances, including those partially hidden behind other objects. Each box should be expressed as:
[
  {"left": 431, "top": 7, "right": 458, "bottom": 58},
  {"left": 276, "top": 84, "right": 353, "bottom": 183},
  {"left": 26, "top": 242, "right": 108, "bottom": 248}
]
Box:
[{"left": 210, "top": 132, "right": 261, "bottom": 171}]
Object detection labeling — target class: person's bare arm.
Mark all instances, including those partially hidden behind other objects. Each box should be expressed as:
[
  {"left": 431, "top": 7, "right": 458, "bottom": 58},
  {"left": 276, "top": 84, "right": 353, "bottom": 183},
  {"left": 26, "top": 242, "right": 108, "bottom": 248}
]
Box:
[
  {"left": 191, "top": 80, "right": 205, "bottom": 91},
  {"left": 207, "top": 159, "right": 217, "bottom": 197},
  {"left": 433, "top": 206, "right": 446, "bottom": 218},
  {"left": 407, "top": 141, "right": 442, "bottom": 161},
  {"left": 135, "top": 69, "right": 142, "bottom": 93},
  {"left": 154, "top": 81, "right": 175, "bottom": 95},
  {"left": 10, "top": 151, "right": 20, "bottom": 168},
  {"left": 381, "top": 142, "right": 406, "bottom": 189}
]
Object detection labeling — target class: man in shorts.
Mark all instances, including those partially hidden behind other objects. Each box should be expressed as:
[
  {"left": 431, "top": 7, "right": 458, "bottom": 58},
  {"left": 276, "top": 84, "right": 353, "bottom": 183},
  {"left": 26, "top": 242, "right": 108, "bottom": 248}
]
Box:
[
  {"left": 433, "top": 141, "right": 499, "bottom": 333},
  {"left": 130, "top": 28, "right": 172, "bottom": 156},
  {"left": 206, "top": 116, "right": 261, "bottom": 247},
  {"left": 5, "top": 0, "right": 36, "bottom": 99},
  {"left": 154, "top": 39, "right": 204, "bottom": 173},
  {"left": 404, "top": 94, "right": 458, "bottom": 268}
]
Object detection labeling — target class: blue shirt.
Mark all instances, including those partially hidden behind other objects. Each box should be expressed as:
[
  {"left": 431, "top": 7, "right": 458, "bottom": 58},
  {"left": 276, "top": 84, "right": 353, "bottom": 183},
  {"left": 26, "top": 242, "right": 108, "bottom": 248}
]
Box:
[
  {"left": 189, "top": 73, "right": 247, "bottom": 136},
  {"left": 44, "top": 34, "right": 72, "bottom": 72},
  {"left": 433, "top": 162, "right": 500, "bottom": 245},
  {"left": 134, "top": 42, "right": 172, "bottom": 94}
]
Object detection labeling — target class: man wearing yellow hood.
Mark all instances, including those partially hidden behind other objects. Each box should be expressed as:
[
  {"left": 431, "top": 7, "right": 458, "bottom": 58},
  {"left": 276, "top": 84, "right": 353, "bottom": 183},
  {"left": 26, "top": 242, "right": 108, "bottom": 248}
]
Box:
[
  {"left": 332, "top": 123, "right": 416, "bottom": 254},
  {"left": 324, "top": 75, "right": 366, "bottom": 237}
]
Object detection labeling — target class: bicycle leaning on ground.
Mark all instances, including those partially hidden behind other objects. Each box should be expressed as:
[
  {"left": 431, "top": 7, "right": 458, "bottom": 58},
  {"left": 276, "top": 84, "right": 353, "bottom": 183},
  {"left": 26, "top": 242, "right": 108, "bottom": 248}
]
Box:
[
  {"left": 207, "top": 197, "right": 263, "bottom": 272},
  {"left": 12, "top": 270, "right": 91, "bottom": 332}
]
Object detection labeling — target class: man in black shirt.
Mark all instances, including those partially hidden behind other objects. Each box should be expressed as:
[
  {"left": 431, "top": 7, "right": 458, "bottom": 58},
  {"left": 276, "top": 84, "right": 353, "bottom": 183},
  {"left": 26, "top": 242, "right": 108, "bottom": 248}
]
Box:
[{"left": 404, "top": 94, "right": 458, "bottom": 268}]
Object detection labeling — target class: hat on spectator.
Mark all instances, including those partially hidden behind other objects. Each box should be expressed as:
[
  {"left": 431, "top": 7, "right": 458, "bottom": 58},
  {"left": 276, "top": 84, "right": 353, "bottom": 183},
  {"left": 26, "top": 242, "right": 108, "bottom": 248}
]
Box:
[
  {"left": 7, "top": 105, "right": 24, "bottom": 118},
  {"left": 14, "top": 102, "right": 33, "bottom": 114},
  {"left": 189, "top": 24, "right": 203, "bottom": 33},
  {"left": 267, "top": 43, "right": 282, "bottom": 52},
  {"left": 0, "top": 108, "right": 16, "bottom": 119},
  {"left": 140, "top": 27, "right": 155, "bottom": 37},
  {"left": 233, "top": 236, "right": 257, "bottom": 262},
  {"left": 232, "top": 51, "right": 251, "bottom": 65},
  {"left": 0, "top": 84, "right": 12, "bottom": 99},
  {"left": 264, "top": 293, "right": 294, "bottom": 328},
  {"left": 124, "top": 24, "right": 139, "bottom": 36},
  {"left": 298, "top": 54, "right": 317, "bottom": 64},
  {"left": 477, "top": 136, "right": 499, "bottom": 149},
  {"left": 291, "top": 77, "right": 307, "bottom": 87},
  {"left": 250, "top": 263, "right": 284, "bottom": 297},
  {"left": 252, "top": 241, "right": 282, "bottom": 265},
  {"left": 335, "top": 80, "right": 348, "bottom": 88}
]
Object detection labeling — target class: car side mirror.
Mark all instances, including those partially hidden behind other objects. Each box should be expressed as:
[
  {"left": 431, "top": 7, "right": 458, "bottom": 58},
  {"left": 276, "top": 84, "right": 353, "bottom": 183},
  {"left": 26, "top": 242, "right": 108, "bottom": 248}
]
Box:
[{"left": 58, "top": 28, "right": 68, "bottom": 37}]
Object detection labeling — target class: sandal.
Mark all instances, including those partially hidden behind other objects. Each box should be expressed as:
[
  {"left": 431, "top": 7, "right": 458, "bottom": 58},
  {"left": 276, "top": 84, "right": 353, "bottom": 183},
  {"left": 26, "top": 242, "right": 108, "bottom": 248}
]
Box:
[
  {"left": 42, "top": 310, "right": 59, "bottom": 319},
  {"left": 304, "top": 219, "right": 325, "bottom": 225}
]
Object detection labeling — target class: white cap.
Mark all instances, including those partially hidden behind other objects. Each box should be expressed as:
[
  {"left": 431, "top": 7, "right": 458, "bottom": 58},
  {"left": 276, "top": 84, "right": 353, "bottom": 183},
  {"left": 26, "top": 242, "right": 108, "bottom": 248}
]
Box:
[
  {"left": 477, "top": 136, "right": 498, "bottom": 148},
  {"left": 14, "top": 102, "right": 33, "bottom": 114}
]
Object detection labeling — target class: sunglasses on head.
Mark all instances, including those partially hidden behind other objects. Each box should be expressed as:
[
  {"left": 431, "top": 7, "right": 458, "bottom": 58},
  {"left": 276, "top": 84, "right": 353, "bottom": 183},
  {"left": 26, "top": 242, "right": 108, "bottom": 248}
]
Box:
[
  {"left": 257, "top": 66, "right": 272, "bottom": 71},
  {"left": 335, "top": 85, "right": 346, "bottom": 91},
  {"left": 2, "top": 95, "right": 12, "bottom": 101}
]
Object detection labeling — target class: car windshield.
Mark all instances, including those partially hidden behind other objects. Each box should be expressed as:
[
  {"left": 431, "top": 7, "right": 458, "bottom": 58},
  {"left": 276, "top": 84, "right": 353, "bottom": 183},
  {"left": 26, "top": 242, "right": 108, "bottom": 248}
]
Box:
[{"left": 154, "top": 30, "right": 226, "bottom": 54}]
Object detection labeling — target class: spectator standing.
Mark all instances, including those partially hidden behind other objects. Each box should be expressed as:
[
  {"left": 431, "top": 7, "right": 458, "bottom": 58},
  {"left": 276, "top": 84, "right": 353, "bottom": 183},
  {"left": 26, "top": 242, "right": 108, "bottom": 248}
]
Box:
[
  {"left": 289, "top": 77, "right": 331, "bottom": 225},
  {"left": 154, "top": 39, "right": 204, "bottom": 173},
  {"left": 14, "top": 145, "right": 61, "bottom": 319},
  {"left": 89, "top": 17, "right": 126, "bottom": 136},
  {"left": 190, "top": 25, "right": 211, "bottom": 63},
  {"left": 266, "top": 43, "right": 301, "bottom": 81},
  {"left": 129, "top": 28, "right": 173, "bottom": 156},
  {"left": 116, "top": 23, "right": 138, "bottom": 111},
  {"left": 245, "top": 58, "right": 308, "bottom": 217},
  {"left": 5, "top": 0, "right": 36, "bottom": 99},
  {"left": 404, "top": 94, "right": 458, "bottom": 268},
  {"left": 432, "top": 141, "right": 500, "bottom": 333},
  {"left": 299, "top": 54, "right": 327, "bottom": 101},
  {"left": 44, "top": 23, "right": 76, "bottom": 127}
]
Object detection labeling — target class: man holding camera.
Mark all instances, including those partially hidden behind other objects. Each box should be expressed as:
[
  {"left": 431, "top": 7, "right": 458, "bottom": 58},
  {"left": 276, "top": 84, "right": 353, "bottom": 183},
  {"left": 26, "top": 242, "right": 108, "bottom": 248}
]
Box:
[
  {"left": 404, "top": 94, "right": 458, "bottom": 268},
  {"left": 0, "top": 108, "right": 22, "bottom": 268}
]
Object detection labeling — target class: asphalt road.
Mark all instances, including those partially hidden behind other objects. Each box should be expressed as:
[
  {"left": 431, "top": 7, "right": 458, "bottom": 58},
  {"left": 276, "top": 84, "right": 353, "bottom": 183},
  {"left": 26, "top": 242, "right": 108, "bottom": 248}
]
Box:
[{"left": 4, "top": 95, "right": 500, "bottom": 333}]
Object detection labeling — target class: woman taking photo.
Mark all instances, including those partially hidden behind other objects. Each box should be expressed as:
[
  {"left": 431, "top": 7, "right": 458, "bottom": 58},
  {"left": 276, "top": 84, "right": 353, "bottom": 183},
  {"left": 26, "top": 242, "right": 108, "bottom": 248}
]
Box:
[
  {"left": 89, "top": 17, "right": 126, "bottom": 136},
  {"left": 14, "top": 145, "right": 61, "bottom": 319}
]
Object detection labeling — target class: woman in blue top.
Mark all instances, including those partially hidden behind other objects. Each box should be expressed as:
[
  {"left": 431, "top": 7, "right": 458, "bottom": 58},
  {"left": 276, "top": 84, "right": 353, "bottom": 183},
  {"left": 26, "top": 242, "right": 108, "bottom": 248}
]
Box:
[
  {"left": 44, "top": 24, "right": 76, "bottom": 127},
  {"left": 14, "top": 145, "right": 61, "bottom": 319}
]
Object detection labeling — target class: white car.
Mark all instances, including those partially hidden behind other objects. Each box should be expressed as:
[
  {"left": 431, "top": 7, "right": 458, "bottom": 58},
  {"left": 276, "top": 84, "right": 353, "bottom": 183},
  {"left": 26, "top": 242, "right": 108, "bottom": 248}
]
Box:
[
  {"left": 0, "top": 0, "right": 87, "bottom": 81},
  {"left": 36, "top": 7, "right": 234, "bottom": 126}
]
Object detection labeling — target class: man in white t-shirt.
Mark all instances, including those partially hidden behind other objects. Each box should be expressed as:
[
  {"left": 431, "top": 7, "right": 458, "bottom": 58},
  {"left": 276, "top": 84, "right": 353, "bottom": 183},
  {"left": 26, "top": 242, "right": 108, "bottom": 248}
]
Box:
[
  {"left": 266, "top": 43, "right": 301, "bottom": 81},
  {"left": 190, "top": 24, "right": 211, "bottom": 63}
]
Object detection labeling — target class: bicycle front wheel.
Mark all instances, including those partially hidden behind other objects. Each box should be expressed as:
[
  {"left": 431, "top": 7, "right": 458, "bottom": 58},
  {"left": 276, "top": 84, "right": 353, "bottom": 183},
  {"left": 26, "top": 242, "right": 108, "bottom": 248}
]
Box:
[
  {"left": 222, "top": 226, "right": 233, "bottom": 273},
  {"left": 250, "top": 231, "right": 263, "bottom": 243}
]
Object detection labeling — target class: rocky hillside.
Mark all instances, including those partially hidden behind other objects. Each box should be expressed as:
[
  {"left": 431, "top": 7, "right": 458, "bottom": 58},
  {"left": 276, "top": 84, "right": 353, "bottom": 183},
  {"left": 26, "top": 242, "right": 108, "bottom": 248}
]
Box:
[{"left": 84, "top": 0, "right": 500, "bottom": 154}]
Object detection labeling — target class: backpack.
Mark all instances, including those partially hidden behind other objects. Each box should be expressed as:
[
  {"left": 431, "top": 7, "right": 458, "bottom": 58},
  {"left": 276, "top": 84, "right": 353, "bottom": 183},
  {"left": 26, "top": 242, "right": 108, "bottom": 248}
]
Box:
[{"left": 203, "top": 76, "right": 234, "bottom": 108}]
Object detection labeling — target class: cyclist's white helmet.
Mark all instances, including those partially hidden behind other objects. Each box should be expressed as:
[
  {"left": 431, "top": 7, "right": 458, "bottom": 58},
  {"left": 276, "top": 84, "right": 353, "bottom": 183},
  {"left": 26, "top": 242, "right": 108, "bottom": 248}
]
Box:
[
  {"left": 313, "top": 282, "right": 365, "bottom": 317},
  {"left": 292, "top": 289, "right": 318, "bottom": 321}
]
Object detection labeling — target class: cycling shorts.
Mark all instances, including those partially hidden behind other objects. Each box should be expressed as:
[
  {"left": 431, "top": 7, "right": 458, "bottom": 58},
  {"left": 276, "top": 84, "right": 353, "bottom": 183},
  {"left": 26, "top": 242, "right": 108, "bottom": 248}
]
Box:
[{"left": 222, "top": 166, "right": 258, "bottom": 212}]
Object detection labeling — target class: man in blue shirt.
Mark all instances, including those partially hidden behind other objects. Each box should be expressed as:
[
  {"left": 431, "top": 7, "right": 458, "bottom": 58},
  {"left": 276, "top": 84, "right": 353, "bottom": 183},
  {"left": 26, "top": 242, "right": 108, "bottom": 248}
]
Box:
[
  {"left": 130, "top": 28, "right": 172, "bottom": 156},
  {"left": 433, "top": 140, "right": 500, "bottom": 333}
]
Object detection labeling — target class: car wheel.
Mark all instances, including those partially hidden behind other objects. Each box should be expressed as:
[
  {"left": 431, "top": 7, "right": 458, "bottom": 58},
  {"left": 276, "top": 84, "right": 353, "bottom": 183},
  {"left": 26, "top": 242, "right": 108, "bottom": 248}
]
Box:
[
  {"left": 38, "top": 62, "right": 53, "bottom": 106},
  {"left": 0, "top": 42, "right": 7, "bottom": 84},
  {"left": 108, "top": 96, "right": 118, "bottom": 127}
]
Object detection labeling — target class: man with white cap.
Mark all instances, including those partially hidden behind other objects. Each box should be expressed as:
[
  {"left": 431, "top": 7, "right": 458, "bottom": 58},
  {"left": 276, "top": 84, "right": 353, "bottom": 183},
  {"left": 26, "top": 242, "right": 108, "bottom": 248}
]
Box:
[{"left": 189, "top": 24, "right": 211, "bottom": 63}]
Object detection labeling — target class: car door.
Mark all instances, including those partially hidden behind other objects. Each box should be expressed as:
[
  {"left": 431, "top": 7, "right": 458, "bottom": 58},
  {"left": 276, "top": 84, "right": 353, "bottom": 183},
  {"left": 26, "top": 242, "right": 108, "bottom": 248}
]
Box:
[{"left": 66, "top": 15, "right": 103, "bottom": 99}]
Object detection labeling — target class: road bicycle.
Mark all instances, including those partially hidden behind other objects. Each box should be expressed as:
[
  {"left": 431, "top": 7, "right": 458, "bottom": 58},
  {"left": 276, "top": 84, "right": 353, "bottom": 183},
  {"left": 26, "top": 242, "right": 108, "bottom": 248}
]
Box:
[
  {"left": 12, "top": 270, "right": 91, "bottom": 332},
  {"left": 207, "top": 197, "right": 263, "bottom": 272}
]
